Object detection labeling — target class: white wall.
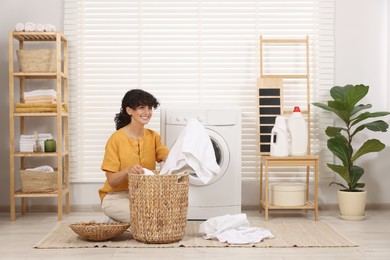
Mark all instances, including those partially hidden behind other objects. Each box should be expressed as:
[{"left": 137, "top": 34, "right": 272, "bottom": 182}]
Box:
[{"left": 0, "top": 0, "right": 389, "bottom": 212}]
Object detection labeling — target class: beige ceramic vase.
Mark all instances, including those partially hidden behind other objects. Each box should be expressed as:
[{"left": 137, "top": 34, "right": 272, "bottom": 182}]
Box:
[{"left": 337, "top": 190, "right": 367, "bottom": 220}]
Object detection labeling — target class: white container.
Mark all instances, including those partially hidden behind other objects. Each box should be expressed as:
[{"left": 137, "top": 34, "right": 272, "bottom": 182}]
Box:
[
  {"left": 287, "top": 106, "right": 308, "bottom": 156},
  {"left": 270, "top": 183, "right": 306, "bottom": 206},
  {"left": 270, "top": 116, "right": 289, "bottom": 157}
]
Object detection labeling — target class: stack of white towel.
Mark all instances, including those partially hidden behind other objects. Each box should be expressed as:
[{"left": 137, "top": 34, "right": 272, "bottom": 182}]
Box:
[
  {"left": 20, "top": 133, "right": 53, "bottom": 152},
  {"left": 14, "top": 22, "right": 56, "bottom": 32},
  {"left": 24, "top": 89, "right": 57, "bottom": 103}
]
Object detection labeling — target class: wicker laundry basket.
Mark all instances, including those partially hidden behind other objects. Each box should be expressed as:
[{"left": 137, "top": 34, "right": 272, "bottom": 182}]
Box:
[
  {"left": 19, "top": 169, "right": 57, "bottom": 193},
  {"left": 16, "top": 49, "right": 57, "bottom": 72},
  {"left": 128, "top": 172, "right": 189, "bottom": 244}
]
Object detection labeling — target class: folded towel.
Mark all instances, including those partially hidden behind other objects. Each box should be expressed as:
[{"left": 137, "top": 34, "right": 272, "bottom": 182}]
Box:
[
  {"left": 17, "top": 103, "right": 55, "bottom": 108},
  {"left": 24, "top": 89, "right": 57, "bottom": 98},
  {"left": 199, "top": 214, "right": 274, "bottom": 244},
  {"left": 44, "top": 24, "right": 56, "bottom": 32},
  {"left": 24, "top": 22, "right": 36, "bottom": 32},
  {"left": 160, "top": 118, "right": 220, "bottom": 184},
  {"left": 24, "top": 97, "right": 57, "bottom": 104},
  {"left": 15, "top": 106, "right": 66, "bottom": 113},
  {"left": 25, "top": 165, "right": 54, "bottom": 172},
  {"left": 14, "top": 23, "right": 25, "bottom": 32},
  {"left": 36, "top": 23, "right": 45, "bottom": 32}
]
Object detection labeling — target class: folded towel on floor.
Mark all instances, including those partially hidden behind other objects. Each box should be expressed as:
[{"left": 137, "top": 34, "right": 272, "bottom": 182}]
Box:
[
  {"left": 160, "top": 118, "right": 220, "bottom": 184},
  {"left": 24, "top": 22, "right": 36, "bottom": 32},
  {"left": 199, "top": 214, "right": 274, "bottom": 244},
  {"left": 14, "top": 23, "right": 25, "bottom": 32}
]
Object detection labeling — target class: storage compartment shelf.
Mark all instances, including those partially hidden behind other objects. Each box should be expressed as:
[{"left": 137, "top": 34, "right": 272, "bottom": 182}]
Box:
[
  {"left": 14, "top": 151, "right": 69, "bottom": 157},
  {"left": 13, "top": 72, "right": 67, "bottom": 79},
  {"left": 9, "top": 31, "right": 70, "bottom": 221},
  {"left": 260, "top": 201, "right": 315, "bottom": 210}
]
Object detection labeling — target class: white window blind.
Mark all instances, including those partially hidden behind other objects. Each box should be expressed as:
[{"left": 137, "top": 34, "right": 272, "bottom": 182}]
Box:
[{"left": 64, "top": 0, "right": 334, "bottom": 182}]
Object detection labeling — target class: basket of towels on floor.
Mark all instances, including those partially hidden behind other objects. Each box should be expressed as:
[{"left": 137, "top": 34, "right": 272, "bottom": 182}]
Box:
[{"left": 128, "top": 171, "right": 189, "bottom": 244}]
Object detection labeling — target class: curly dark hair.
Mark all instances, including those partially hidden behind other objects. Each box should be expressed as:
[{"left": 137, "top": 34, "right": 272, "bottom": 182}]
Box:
[{"left": 114, "top": 89, "right": 160, "bottom": 130}]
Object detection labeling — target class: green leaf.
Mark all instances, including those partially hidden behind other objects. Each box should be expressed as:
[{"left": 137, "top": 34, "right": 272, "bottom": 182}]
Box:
[
  {"left": 330, "top": 85, "right": 352, "bottom": 100},
  {"left": 351, "top": 112, "right": 390, "bottom": 126},
  {"left": 352, "top": 139, "right": 386, "bottom": 162},
  {"left": 351, "top": 104, "right": 372, "bottom": 116},
  {"left": 312, "top": 102, "right": 333, "bottom": 112},
  {"left": 349, "top": 166, "right": 364, "bottom": 189},
  {"left": 325, "top": 126, "right": 345, "bottom": 137},
  {"left": 327, "top": 163, "right": 349, "bottom": 183},
  {"left": 329, "top": 181, "right": 349, "bottom": 190},
  {"left": 327, "top": 136, "right": 350, "bottom": 167},
  {"left": 346, "top": 84, "right": 368, "bottom": 110}
]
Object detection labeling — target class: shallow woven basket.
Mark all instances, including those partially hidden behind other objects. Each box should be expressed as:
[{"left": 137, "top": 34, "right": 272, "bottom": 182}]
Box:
[
  {"left": 128, "top": 172, "right": 189, "bottom": 244},
  {"left": 16, "top": 49, "right": 56, "bottom": 72},
  {"left": 69, "top": 222, "right": 130, "bottom": 241},
  {"left": 19, "top": 170, "right": 57, "bottom": 193}
]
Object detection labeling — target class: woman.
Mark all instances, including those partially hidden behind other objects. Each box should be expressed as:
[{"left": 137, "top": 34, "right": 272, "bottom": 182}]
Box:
[{"left": 99, "top": 89, "right": 169, "bottom": 223}]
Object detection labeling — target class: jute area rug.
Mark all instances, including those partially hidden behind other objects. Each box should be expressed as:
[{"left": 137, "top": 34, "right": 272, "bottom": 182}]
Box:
[{"left": 35, "top": 220, "right": 357, "bottom": 249}]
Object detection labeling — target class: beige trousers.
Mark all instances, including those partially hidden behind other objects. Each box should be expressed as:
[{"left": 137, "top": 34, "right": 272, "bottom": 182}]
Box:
[{"left": 101, "top": 191, "right": 130, "bottom": 223}]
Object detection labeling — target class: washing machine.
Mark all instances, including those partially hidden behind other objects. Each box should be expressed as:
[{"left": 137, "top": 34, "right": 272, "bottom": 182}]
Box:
[{"left": 160, "top": 108, "right": 241, "bottom": 220}]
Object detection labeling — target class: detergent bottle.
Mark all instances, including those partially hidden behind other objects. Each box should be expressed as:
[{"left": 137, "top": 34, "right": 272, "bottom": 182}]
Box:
[
  {"left": 270, "top": 115, "right": 289, "bottom": 157},
  {"left": 287, "top": 106, "right": 308, "bottom": 156}
]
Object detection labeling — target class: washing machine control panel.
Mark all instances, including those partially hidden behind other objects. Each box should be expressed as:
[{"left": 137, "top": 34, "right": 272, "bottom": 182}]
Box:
[{"left": 166, "top": 110, "right": 207, "bottom": 125}]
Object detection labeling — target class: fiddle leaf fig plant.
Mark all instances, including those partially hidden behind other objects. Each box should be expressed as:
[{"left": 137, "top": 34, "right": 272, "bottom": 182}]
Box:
[{"left": 313, "top": 84, "right": 390, "bottom": 192}]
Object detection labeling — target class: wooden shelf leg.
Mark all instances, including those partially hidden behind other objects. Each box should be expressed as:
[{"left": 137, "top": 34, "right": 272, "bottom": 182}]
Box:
[
  {"left": 305, "top": 166, "right": 310, "bottom": 213},
  {"left": 66, "top": 192, "right": 70, "bottom": 214},
  {"left": 259, "top": 161, "right": 263, "bottom": 213},
  {"left": 264, "top": 161, "right": 269, "bottom": 221},
  {"left": 315, "top": 160, "right": 319, "bottom": 221},
  {"left": 21, "top": 198, "right": 27, "bottom": 215}
]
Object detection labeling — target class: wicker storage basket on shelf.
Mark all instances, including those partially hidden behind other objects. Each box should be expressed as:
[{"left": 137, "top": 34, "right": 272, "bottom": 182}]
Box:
[
  {"left": 128, "top": 172, "right": 189, "bottom": 244},
  {"left": 19, "top": 169, "right": 57, "bottom": 193},
  {"left": 16, "top": 49, "right": 56, "bottom": 72}
]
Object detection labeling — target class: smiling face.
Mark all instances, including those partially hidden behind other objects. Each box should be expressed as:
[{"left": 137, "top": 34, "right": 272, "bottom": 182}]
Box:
[{"left": 126, "top": 105, "right": 153, "bottom": 126}]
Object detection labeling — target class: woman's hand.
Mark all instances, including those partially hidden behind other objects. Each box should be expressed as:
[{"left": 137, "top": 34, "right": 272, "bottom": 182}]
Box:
[
  {"left": 127, "top": 164, "right": 144, "bottom": 174},
  {"left": 106, "top": 164, "right": 145, "bottom": 187}
]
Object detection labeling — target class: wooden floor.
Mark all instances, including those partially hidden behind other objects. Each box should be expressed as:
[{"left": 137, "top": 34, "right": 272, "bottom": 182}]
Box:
[{"left": 1, "top": 209, "right": 389, "bottom": 259}]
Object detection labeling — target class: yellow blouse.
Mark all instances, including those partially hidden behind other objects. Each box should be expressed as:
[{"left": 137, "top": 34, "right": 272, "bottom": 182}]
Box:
[{"left": 98, "top": 128, "right": 169, "bottom": 202}]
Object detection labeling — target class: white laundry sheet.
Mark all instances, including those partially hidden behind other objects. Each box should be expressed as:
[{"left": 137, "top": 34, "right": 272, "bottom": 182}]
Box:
[
  {"left": 198, "top": 214, "right": 274, "bottom": 244},
  {"left": 160, "top": 118, "right": 220, "bottom": 184}
]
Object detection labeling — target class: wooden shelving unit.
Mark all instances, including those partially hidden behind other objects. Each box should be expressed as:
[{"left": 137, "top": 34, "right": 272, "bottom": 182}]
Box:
[
  {"left": 9, "top": 32, "right": 70, "bottom": 221},
  {"left": 257, "top": 36, "right": 318, "bottom": 221}
]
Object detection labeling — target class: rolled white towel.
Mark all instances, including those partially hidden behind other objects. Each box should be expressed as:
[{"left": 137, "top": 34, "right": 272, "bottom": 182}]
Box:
[
  {"left": 24, "top": 22, "right": 36, "bottom": 32},
  {"left": 44, "top": 24, "right": 56, "bottom": 32},
  {"left": 14, "top": 23, "right": 25, "bottom": 32},
  {"left": 36, "top": 23, "right": 45, "bottom": 32},
  {"left": 26, "top": 165, "right": 55, "bottom": 172}
]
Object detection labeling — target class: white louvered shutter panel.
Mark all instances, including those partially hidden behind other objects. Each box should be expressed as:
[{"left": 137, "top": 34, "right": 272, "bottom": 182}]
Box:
[{"left": 64, "top": 0, "right": 334, "bottom": 182}]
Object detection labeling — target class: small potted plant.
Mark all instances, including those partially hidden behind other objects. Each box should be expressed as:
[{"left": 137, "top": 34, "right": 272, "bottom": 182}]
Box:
[{"left": 313, "top": 84, "right": 389, "bottom": 220}]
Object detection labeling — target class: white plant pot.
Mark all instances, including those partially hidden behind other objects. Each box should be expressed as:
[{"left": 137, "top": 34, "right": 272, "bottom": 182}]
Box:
[{"left": 337, "top": 190, "right": 367, "bottom": 220}]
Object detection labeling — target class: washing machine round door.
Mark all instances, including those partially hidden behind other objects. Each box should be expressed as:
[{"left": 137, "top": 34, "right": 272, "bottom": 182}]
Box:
[{"left": 189, "top": 128, "right": 230, "bottom": 186}]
